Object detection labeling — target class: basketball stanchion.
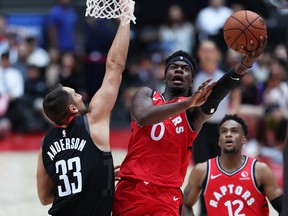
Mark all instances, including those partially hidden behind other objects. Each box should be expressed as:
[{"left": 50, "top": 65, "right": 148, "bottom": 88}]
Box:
[{"left": 85, "top": 0, "right": 136, "bottom": 25}]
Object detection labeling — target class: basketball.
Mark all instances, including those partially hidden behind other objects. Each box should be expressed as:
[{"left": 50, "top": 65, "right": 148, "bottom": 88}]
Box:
[{"left": 223, "top": 10, "right": 267, "bottom": 53}]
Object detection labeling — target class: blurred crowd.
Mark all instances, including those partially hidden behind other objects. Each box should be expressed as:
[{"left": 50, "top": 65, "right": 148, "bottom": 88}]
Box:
[{"left": 0, "top": 0, "right": 287, "bottom": 179}]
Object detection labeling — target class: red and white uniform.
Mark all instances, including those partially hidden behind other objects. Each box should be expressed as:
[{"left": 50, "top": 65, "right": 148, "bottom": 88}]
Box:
[
  {"left": 119, "top": 91, "right": 197, "bottom": 187},
  {"left": 113, "top": 91, "right": 197, "bottom": 216},
  {"left": 204, "top": 156, "right": 269, "bottom": 216}
]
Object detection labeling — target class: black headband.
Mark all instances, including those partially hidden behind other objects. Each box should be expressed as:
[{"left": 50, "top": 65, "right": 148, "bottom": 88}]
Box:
[{"left": 165, "top": 56, "right": 195, "bottom": 76}]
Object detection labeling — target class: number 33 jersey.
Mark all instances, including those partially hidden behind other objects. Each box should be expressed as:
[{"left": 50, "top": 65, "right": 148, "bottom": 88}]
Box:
[
  {"left": 42, "top": 115, "right": 114, "bottom": 216},
  {"left": 203, "top": 156, "right": 269, "bottom": 216}
]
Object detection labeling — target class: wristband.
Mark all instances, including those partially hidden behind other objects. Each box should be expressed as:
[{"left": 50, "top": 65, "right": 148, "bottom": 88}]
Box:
[
  {"left": 240, "top": 62, "right": 252, "bottom": 69},
  {"left": 201, "top": 68, "right": 243, "bottom": 114},
  {"left": 270, "top": 195, "right": 283, "bottom": 213}
]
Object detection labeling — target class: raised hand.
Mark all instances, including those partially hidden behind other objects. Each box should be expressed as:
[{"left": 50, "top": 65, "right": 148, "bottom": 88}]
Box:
[
  {"left": 240, "top": 35, "right": 268, "bottom": 68},
  {"left": 187, "top": 79, "right": 216, "bottom": 108},
  {"left": 120, "top": 0, "right": 136, "bottom": 24}
]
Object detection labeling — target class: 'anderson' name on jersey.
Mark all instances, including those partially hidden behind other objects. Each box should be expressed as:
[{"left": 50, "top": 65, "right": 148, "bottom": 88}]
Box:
[{"left": 47, "top": 137, "right": 87, "bottom": 161}]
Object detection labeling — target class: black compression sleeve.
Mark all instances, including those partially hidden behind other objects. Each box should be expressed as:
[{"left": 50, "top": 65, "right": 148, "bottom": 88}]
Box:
[
  {"left": 270, "top": 195, "right": 283, "bottom": 214},
  {"left": 201, "top": 69, "right": 244, "bottom": 114}
]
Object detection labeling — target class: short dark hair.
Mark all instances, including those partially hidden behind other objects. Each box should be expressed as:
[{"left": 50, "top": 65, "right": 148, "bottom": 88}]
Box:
[
  {"left": 1, "top": 51, "right": 9, "bottom": 59},
  {"left": 43, "top": 83, "right": 72, "bottom": 125},
  {"left": 218, "top": 114, "right": 248, "bottom": 136},
  {"left": 165, "top": 50, "right": 197, "bottom": 76}
]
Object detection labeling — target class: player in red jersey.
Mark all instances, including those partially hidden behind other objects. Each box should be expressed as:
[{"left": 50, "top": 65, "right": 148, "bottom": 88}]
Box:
[
  {"left": 183, "top": 114, "right": 283, "bottom": 216},
  {"left": 112, "top": 37, "right": 267, "bottom": 216}
]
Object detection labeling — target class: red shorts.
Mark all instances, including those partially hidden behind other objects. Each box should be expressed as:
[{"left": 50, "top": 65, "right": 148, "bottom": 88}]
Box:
[{"left": 112, "top": 179, "right": 183, "bottom": 216}]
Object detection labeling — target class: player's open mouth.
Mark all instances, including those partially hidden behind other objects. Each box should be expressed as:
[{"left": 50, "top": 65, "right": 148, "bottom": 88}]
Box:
[
  {"left": 225, "top": 140, "right": 233, "bottom": 146},
  {"left": 172, "top": 76, "right": 184, "bottom": 84}
]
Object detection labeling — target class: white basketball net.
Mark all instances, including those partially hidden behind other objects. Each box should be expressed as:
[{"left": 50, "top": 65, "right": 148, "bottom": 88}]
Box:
[{"left": 85, "top": 0, "right": 136, "bottom": 25}]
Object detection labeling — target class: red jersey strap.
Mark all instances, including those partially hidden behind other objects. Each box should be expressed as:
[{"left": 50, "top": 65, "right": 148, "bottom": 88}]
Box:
[
  {"left": 152, "top": 91, "right": 188, "bottom": 104},
  {"left": 54, "top": 116, "right": 75, "bottom": 128}
]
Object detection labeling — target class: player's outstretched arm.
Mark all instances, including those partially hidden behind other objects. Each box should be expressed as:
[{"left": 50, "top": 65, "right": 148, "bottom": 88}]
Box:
[
  {"left": 88, "top": 1, "right": 135, "bottom": 120},
  {"left": 86, "top": 2, "right": 135, "bottom": 151},
  {"left": 190, "top": 36, "right": 267, "bottom": 132},
  {"left": 131, "top": 80, "right": 214, "bottom": 126}
]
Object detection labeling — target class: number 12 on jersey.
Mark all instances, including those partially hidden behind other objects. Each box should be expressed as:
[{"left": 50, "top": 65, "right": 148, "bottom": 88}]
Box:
[{"left": 224, "top": 199, "right": 245, "bottom": 216}]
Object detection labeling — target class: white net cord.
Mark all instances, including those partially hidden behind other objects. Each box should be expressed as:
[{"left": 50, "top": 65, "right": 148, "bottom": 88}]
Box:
[{"left": 85, "top": 0, "right": 136, "bottom": 25}]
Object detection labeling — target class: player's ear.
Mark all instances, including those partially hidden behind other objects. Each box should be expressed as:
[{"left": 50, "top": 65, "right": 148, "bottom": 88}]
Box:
[
  {"left": 68, "top": 104, "right": 78, "bottom": 114},
  {"left": 242, "top": 136, "right": 247, "bottom": 144}
]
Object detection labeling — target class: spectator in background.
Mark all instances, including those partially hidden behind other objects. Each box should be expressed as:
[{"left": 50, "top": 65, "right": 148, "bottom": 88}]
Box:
[
  {"left": 0, "top": 31, "right": 19, "bottom": 64},
  {"left": 158, "top": 4, "right": 195, "bottom": 57},
  {"left": 0, "top": 25, "right": 11, "bottom": 137},
  {"left": 17, "top": 65, "right": 49, "bottom": 132},
  {"left": 239, "top": 73, "right": 259, "bottom": 105},
  {"left": 273, "top": 44, "right": 287, "bottom": 61},
  {"left": 150, "top": 52, "right": 166, "bottom": 93},
  {"left": 251, "top": 51, "right": 271, "bottom": 85},
  {"left": 12, "top": 41, "right": 30, "bottom": 81},
  {"left": 45, "top": 48, "right": 61, "bottom": 87},
  {"left": 192, "top": 40, "right": 241, "bottom": 216},
  {"left": 0, "top": 52, "right": 24, "bottom": 132},
  {"left": 262, "top": 57, "right": 288, "bottom": 113},
  {"left": 238, "top": 72, "right": 264, "bottom": 158},
  {"left": 47, "top": 0, "right": 78, "bottom": 53},
  {"left": 0, "top": 14, "right": 8, "bottom": 55},
  {"left": 114, "top": 53, "right": 165, "bottom": 128},
  {"left": 25, "top": 36, "right": 50, "bottom": 69},
  {"left": 233, "top": 48, "right": 263, "bottom": 106},
  {"left": 253, "top": 57, "right": 287, "bottom": 188},
  {"left": 121, "top": 54, "right": 157, "bottom": 112},
  {"left": 261, "top": 57, "right": 288, "bottom": 150},
  {"left": 59, "top": 52, "right": 88, "bottom": 104},
  {"left": 196, "top": 0, "right": 233, "bottom": 53},
  {"left": 230, "top": 2, "right": 245, "bottom": 12}
]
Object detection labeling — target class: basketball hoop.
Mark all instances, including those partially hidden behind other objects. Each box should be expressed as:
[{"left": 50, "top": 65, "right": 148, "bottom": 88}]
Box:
[{"left": 85, "top": 0, "right": 136, "bottom": 25}]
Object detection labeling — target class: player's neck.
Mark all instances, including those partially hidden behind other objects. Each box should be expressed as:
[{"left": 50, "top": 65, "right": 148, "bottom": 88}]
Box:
[
  {"left": 54, "top": 116, "right": 75, "bottom": 128},
  {"left": 162, "top": 88, "right": 188, "bottom": 101},
  {"left": 218, "top": 154, "right": 245, "bottom": 173}
]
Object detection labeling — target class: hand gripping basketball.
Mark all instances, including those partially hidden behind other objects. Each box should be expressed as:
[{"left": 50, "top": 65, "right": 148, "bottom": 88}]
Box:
[{"left": 223, "top": 10, "right": 267, "bottom": 54}]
